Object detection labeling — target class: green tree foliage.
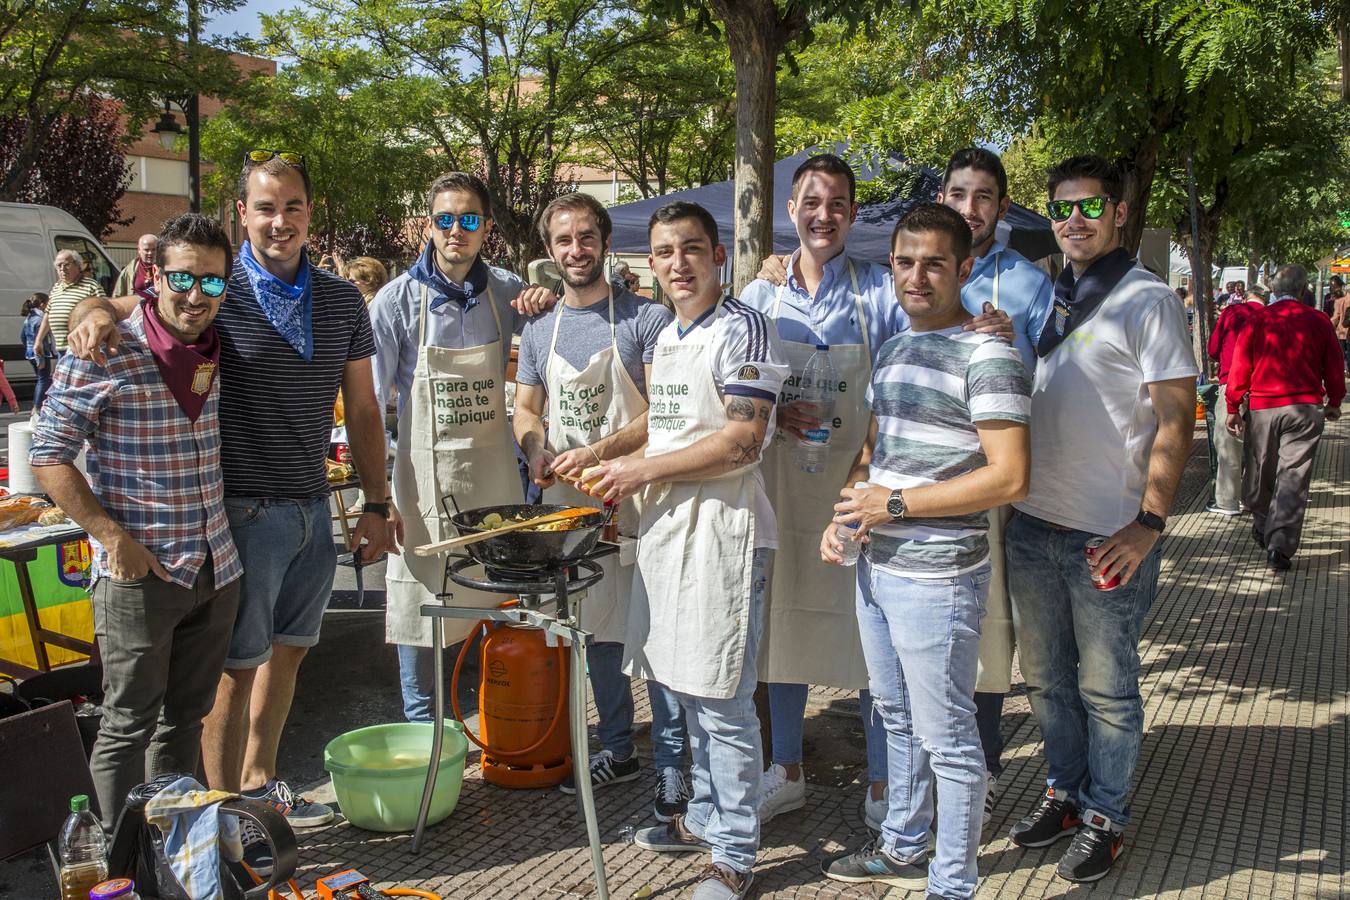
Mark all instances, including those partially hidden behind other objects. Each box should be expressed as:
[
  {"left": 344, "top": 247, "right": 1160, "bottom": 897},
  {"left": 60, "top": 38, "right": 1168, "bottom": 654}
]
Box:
[
  {"left": 200, "top": 47, "right": 442, "bottom": 261},
  {"left": 257, "top": 0, "right": 653, "bottom": 273},
  {"left": 0, "top": 104, "right": 132, "bottom": 236},
  {"left": 0, "top": 0, "right": 241, "bottom": 200},
  {"left": 581, "top": 22, "right": 736, "bottom": 198},
  {"left": 776, "top": 19, "right": 1005, "bottom": 167},
  {"left": 654, "top": 0, "right": 893, "bottom": 289}
]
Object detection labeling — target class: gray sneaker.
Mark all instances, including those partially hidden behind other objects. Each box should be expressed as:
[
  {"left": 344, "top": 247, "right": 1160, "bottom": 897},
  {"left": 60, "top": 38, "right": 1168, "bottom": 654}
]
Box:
[
  {"left": 243, "top": 777, "right": 334, "bottom": 828},
  {"left": 823, "top": 837, "right": 929, "bottom": 889},
  {"left": 633, "top": 813, "right": 709, "bottom": 853},
  {"left": 690, "top": 864, "right": 753, "bottom": 899}
]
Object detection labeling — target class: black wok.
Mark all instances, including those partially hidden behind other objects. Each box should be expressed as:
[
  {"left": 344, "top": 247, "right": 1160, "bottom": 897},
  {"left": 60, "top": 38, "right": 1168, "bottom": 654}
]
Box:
[{"left": 450, "top": 503, "right": 608, "bottom": 570}]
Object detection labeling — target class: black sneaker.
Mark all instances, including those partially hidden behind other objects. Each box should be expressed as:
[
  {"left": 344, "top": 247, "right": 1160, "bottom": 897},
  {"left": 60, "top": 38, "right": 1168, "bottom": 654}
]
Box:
[
  {"left": 653, "top": 765, "right": 690, "bottom": 822},
  {"left": 1267, "top": 549, "right": 1292, "bottom": 571},
  {"left": 1056, "top": 811, "right": 1125, "bottom": 882},
  {"left": 822, "top": 837, "right": 929, "bottom": 889},
  {"left": 559, "top": 748, "right": 641, "bottom": 795},
  {"left": 239, "top": 818, "right": 274, "bottom": 877},
  {"left": 1009, "top": 786, "right": 1082, "bottom": 848}
]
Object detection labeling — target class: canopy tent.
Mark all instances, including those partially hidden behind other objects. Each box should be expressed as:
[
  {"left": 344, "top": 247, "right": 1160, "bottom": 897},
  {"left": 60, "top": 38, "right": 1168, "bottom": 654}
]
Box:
[{"left": 606, "top": 146, "right": 1058, "bottom": 269}]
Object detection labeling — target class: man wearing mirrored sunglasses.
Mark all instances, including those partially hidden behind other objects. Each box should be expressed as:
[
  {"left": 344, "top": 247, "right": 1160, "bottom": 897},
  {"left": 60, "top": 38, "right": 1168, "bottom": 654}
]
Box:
[
  {"left": 370, "top": 171, "right": 559, "bottom": 722},
  {"left": 32, "top": 213, "right": 241, "bottom": 831},
  {"left": 1005, "top": 155, "right": 1197, "bottom": 883}
]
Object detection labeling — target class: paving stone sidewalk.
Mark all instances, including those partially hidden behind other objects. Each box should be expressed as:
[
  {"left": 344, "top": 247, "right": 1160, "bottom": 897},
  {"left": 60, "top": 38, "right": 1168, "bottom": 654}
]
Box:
[{"left": 285, "top": 421, "right": 1348, "bottom": 899}]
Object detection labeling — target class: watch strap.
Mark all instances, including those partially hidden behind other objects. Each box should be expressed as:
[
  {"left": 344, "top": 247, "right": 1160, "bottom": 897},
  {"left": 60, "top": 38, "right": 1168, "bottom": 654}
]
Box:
[
  {"left": 362, "top": 501, "right": 391, "bottom": 519},
  {"left": 1136, "top": 509, "right": 1165, "bottom": 533}
]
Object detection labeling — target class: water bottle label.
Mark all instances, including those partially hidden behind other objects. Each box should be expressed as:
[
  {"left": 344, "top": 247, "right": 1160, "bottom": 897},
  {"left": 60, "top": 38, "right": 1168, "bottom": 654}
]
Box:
[{"left": 800, "top": 426, "right": 831, "bottom": 446}]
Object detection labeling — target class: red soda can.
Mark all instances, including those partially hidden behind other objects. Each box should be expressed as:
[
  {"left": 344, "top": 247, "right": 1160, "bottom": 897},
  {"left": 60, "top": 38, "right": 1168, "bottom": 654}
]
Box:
[
  {"left": 1085, "top": 537, "right": 1120, "bottom": 590},
  {"left": 334, "top": 442, "right": 352, "bottom": 464}
]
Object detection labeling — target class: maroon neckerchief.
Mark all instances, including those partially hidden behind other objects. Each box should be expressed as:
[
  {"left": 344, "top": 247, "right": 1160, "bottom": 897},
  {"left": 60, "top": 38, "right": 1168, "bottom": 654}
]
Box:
[
  {"left": 133, "top": 259, "right": 156, "bottom": 295},
  {"left": 139, "top": 299, "right": 220, "bottom": 422}
]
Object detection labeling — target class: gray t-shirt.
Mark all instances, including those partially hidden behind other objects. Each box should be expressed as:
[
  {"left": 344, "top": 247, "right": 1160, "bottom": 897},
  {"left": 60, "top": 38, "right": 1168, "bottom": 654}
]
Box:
[{"left": 516, "top": 288, "right": 673, "bottom": 397}]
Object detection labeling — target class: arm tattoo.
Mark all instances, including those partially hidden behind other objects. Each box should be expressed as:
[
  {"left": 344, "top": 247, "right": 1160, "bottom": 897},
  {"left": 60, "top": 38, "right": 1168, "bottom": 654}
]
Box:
[
  {"left": 731, "top": 436, "right": 762, "bottom": 466},
  {"left": 726, "top": 397, "right": 756, "bottom": 421},
  {"left": 757, "top": 404, "right": 771, "bottom": 422}
]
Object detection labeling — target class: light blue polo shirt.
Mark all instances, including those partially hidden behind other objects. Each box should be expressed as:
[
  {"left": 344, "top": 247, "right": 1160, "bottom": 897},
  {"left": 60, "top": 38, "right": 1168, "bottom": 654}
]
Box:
[
  {"left": 739, "top": 249, "right": 909, "bottom": 365},
  {"left": 961, "top": 240, "right": 1054, "bottom": 372}
]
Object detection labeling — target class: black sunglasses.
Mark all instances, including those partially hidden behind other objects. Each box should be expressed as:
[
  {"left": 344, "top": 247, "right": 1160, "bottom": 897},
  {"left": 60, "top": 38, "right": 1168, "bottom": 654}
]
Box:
[
  {"left": 246, "top": 148, "right": 306, "bottom": 167},
  {"left": 1046, "top": 196, "right": 1116, "bottom": 222},
  {"left": 163, "top": 270, "right": 227, "bottom": 298}
]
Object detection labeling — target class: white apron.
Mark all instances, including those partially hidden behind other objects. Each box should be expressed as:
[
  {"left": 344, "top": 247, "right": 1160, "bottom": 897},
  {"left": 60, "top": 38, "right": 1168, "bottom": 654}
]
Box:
[
  {"left": 976, "top": 253, "right": 1014, "bottom": 693},
  {"left": 758, "top": 262, "right": 872, "bottom": 689},
  {"left": 624, "top": 300, "right": 759, "bottom": 700},
  {"left": 540, "top": 287, "right": 646, "bottom": 644},
  {"left": 386, "top": 284, "right": 521, "bottom": 647}
]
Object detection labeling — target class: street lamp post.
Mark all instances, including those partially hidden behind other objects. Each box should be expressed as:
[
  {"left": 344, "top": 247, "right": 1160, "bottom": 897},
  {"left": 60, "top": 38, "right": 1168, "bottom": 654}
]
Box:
[{"left": 148, "top": 0, "right": 201, "bottom": 213}]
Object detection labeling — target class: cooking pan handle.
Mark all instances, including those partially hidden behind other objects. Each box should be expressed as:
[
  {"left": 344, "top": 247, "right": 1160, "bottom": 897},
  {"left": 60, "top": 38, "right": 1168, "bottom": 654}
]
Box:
[{"left": 439, "top": 493, "right": 463, "bottom": 520}]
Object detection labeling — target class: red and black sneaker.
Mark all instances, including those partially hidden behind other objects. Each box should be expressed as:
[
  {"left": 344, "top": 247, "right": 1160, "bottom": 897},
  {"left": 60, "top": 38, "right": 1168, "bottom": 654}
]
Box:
[
  {"left": 1056, "top": 811, "right": 1125, "bottom": 882},
  {"left": 1008, "top": 786, "right": 1082, "bottom": 848}
]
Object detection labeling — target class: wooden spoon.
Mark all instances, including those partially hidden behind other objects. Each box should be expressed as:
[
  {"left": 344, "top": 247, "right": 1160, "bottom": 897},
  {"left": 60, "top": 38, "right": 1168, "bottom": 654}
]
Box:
[{"left": 413, "top": 506, "right": 601, "bottom": 557}]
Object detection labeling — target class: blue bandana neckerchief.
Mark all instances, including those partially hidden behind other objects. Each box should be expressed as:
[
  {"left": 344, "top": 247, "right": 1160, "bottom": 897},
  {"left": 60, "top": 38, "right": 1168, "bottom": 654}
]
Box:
[
  {"left": 239, "top": 241, "right": 313, "bottom": 360},
  {"left": 412, "top": 240, "right": 491, "bottom": 310},
  {"left": 1037, "top": 248, "right": 1135, "bottom": 358}
]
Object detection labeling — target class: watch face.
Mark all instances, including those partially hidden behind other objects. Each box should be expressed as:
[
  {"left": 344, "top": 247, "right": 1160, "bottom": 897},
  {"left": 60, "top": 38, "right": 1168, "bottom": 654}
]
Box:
[{"left": 887, "top": 493, "right": 904, "bottom": 518}]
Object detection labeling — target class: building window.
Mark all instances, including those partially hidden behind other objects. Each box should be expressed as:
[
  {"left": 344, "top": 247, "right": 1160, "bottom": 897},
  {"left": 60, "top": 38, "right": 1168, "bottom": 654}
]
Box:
[{"left": 124, "top": 155, "right": 189, "bottom": 196}]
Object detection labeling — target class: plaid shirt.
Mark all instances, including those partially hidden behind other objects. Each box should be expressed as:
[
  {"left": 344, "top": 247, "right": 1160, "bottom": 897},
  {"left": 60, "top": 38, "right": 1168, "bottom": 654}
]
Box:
[{"left": 30, "top": 308, "right": 241, "bottom": 589}]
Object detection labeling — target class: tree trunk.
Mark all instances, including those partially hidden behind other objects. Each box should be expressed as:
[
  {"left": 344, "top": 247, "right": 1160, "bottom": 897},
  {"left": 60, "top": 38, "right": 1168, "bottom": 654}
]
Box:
[
  {"left": 1341, "top": 26, "right": 1350, "bottom": 102},
  {"left": 1121, "top": 133, "right": 1161, "bottom": 256},
  {"left": 707, "top": 0, "right": 804, "bottom": 292}
]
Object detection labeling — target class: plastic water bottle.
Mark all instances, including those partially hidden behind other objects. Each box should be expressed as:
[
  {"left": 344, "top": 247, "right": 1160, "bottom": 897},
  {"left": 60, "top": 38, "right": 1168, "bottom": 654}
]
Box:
[
  {"left": 835, "top": 482, "right": 870, "bottom": 567},
  {"left": 58, "top": 794, "right": 107, "bottom": 900},
  {"left": 836, "top": 520, "right": 861, "bottom": 567},
  {"left": 795, "top": 345, "right": 837, "bottom": 474}
]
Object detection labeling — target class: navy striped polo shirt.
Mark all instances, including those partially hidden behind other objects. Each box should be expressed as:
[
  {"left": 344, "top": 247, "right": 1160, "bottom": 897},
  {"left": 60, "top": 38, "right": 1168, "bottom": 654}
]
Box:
[{"left": 217, "top": 259, "right": 375, "bottom": 498}]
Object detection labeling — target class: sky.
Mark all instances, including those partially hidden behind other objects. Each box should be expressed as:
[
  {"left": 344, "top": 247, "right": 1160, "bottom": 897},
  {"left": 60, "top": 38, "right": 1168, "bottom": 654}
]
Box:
[{"left": 207, "top": 0, "right": 291, "bottom": 41}]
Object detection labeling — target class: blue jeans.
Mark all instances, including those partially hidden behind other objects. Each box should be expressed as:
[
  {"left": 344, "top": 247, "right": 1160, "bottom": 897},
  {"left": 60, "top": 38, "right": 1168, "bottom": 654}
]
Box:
[
  {"left": 857, "top": 557, "right": 990, "bottom": 900},
  {"left": 672, "top": 548, "right": 769, "bottom": 875},
  {"left": 398, "top": 643, "right": 437, "bottom": 723},
  {"left": 223, "top": 496, "right": 336, "bottom": 668},
  {"left": 1006, "top": 511, "right": 1162, "bottom": 829},
  {"left": 588, "top": 641, "right": 635, "bottom": 759},
  {"left": 767, "top": 682, "right": 888, "bottom": 783},
  {"left": 648, "top": 679, "right": 686, "bottom": 768},
  {"left": 30, "top": 359, "right": 50, "bottom": 410},
  {"left": 974, "top": 692, "right": 1004, "bottom": 777}
]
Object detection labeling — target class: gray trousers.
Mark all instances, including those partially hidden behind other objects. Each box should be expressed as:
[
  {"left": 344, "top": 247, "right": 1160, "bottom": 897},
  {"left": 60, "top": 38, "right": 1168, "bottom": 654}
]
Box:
[
  {"left": 1213, "top": 383, "right": 1246, "bottom": 511},
  {"left": 1244, "top": 404, "right": 1325, "bottom": 558},
  {"left": 91, "top": 563, "right": 240, "bottom": 831}
]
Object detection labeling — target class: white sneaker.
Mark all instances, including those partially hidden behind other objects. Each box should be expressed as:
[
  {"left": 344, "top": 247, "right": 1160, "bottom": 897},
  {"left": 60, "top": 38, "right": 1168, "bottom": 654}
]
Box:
[
  {"left": 984, "top": 772, "right": 1001, "bottom": 827},
  {"left": 864, "top": 784, "right": 888, "bottom": 831},
  {"left": 758, "top": 763, "right": 806, "bottom": 823}
]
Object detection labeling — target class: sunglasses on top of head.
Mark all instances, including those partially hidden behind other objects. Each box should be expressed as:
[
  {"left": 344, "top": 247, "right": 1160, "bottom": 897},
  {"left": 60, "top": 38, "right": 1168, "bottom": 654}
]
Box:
[
  {"left": 245, "top": 149, "right": 306, "bottom": 167},
  {"left": 1045, "top": 196, "right": 1116, "bottom": 222},
  {"left": 433, "top": 212, "right": 483, "bottom": 233},
  {"left": 163, "top": 270, "right": 227, "bottom": 298}
]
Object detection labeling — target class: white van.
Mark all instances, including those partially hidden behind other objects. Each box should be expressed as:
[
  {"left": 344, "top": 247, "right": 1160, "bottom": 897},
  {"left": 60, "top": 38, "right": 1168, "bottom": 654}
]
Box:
[{"left": 0, "top": 202, "right": 118, "bottom": 387}]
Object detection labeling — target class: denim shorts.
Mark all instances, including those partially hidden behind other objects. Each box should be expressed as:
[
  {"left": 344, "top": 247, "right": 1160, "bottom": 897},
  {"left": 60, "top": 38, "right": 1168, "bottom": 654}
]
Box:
[{"left": 223, "top": 495, "right": 336, "bottom": 668}]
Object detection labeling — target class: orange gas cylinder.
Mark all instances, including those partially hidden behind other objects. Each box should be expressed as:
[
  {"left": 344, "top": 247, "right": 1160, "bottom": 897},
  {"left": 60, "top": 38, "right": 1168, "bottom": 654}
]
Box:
[{"left": 451, "top": 621, "right": 572, "bottom": 788}]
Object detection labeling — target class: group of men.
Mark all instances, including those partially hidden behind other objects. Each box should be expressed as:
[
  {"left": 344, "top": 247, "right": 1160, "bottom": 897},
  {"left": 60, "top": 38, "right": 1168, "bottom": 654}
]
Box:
[
  {"left": 26, "top": 139, "right": 1331, "bottom": 900},
  {"left": 1206, "top": 270, "right": 1344, "bottom": 571}
]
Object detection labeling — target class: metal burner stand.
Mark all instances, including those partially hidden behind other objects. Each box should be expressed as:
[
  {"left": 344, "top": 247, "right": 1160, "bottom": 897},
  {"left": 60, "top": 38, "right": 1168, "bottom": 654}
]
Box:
[{"left": 411, "top": 549, "right": 615, "bottom": 900}]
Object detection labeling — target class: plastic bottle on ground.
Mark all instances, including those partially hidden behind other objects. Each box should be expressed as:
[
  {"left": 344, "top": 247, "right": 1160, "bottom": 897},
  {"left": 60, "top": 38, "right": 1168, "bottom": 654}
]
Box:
[
  {"left": 58, "top": 794, "right": 107, "bottom": 900},
  {"left": 795, "top": 345, "right": 836, "bottom": 474}
]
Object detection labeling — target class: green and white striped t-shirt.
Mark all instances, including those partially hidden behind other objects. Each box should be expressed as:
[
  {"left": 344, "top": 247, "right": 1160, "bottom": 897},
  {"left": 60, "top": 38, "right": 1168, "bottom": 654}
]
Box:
[{"left": 864, "top": 326, "right": 1030, "bottom": 578}]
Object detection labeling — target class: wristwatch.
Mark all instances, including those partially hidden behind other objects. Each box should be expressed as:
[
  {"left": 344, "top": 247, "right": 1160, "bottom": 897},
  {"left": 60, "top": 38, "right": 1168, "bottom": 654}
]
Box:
[
  {"left": 886, "top": 489, "right": 907, "bottom": 522},
  {"left": 362, "top": 501, "right": 392, "bottom": 519},
  {"left": 1135, "top": 509, "right": 1166, "bottom": 533}
]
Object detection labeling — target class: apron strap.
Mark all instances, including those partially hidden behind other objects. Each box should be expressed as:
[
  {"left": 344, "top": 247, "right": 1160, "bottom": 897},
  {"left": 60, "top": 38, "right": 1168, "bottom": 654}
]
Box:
[
  {"left": 991, "top": 251, "right": 1002, "bottom": 311},
  {"left": 418, "top": 282, "right": 430, "bottom": 347},
  {"left": 846, "top": 260, "right": 871, "bottom": 369},
  {"left": 547, "top": 283, "right": 616, "bottom": 378}
]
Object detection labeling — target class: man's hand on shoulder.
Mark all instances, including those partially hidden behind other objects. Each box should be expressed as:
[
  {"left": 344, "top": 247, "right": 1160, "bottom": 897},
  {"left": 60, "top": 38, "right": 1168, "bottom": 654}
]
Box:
[
  {"left": 756, "top": 254, "right": 790, "bottom": 287},
  {"left": 69, "top": 295, "right": 137, "bottom": 365},
  {"left": 511, "top": 285, "right": 559, "bottom": 317},
  {"left": 964, "top": 302, "right": 1013, "bottom": 338}
]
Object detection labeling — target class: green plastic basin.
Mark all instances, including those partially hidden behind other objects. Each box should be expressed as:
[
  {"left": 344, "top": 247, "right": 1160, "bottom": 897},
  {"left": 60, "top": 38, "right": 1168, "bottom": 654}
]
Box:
[{"left": 323, "top": 721, "right": 468, "bottom": 832}]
